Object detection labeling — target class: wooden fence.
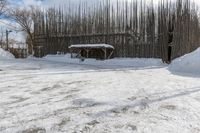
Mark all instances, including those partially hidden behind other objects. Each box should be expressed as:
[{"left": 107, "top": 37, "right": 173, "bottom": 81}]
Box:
[
  {"left": 33, "top": 0, "right": 200, "bottom": 62},
  {"left": 34, "top": 32, "right": 161, "bottom": 58}
]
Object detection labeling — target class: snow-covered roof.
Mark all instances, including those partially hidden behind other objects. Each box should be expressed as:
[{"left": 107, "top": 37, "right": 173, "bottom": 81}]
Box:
[{"left": 69, "top": 44, "right": 114, "bottom": 49}]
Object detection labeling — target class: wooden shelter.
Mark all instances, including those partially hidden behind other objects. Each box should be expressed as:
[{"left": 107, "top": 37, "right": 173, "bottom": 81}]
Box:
[{"left": 69, "top": 44, "right": 114, "bottom": 60}]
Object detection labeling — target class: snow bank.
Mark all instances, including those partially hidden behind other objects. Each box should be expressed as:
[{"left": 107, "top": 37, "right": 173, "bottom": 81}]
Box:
[
  {"left": 43, "top": 54, "right": 164, "bottom": 69},
  {"left": 0, "top": 48, "right": 14, "bottom": 59},
  {"left": 169, "top": 48, "right": 200, "bottom": 75}
]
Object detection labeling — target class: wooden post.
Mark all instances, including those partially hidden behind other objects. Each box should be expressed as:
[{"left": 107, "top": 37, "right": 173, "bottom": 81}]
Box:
[
  {"left": 70, "top": 49, "right": 73, "bottom": 58},
  {"left": 108, "top": 50, "right": 113, "bottom": 59},
  {"left": 104, "top": 48, "right": 107, "bottom": 59}
]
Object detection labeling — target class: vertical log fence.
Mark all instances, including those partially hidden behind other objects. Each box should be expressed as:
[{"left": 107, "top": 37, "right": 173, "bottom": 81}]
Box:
[{"left": 33, "top": 0, "right": 200, "bottom": 63}]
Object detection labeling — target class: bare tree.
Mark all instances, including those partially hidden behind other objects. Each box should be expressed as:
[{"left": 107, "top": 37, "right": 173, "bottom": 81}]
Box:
[
  {"left": 0, "top": 0, "right": 7, "bottom": 16},
  {"left": 0, "top": 28, "right": 4, "bottom": 48},
  {"left": 8, "top": 7, "right": 40, "bottom": 54}
]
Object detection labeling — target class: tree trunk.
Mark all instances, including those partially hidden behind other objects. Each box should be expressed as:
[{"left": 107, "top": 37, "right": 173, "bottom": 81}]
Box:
[{"left": 27, "top": 32, "right": 34, "bottom": 55}]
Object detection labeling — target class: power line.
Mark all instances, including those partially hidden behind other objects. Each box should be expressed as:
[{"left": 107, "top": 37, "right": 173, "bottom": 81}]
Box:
[{"left": 0, "top": 20, "right": 22, "bottom": 31}]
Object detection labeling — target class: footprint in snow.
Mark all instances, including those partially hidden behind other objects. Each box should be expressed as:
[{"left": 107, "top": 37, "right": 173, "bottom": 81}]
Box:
[
  {"left": 160, "top": 105, "right": 177, "bottom": 110},
  {"left": 10, "top": 96, "right": 29, "bottom": 104},
  {"left": 111, "top": 106, "right": 130, "bottom": 114},
  {"left": 72, "top": 98, "right": 101, "bottom": 108},
  {"left": 87, "top": 120, "right": 100, "bottom": 126},
  {"left": 52, "top": 83, "right": 63, "bottom": 89},
  {"left": 20, "top": 127, "right": 46, "bottom": 133},
  {"left": 127, "top": 96, "right": 137, "bottom": 101},
  {"left": 57, "top": 117, "right": 71, "bottom": 129},
  {"left": 126, "top": 124, "right": 137, "bottom": 131}
]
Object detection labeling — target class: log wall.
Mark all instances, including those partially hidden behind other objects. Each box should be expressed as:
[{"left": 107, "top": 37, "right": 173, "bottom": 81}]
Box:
[{"left": 33, "top": 0, "right": 200, "bottom": 62}]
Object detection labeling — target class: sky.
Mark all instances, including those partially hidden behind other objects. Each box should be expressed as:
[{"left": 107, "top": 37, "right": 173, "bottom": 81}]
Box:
[
  {"left": 9, "top": 0, "right": 100, "bottom": 7},
  {"left": 8, "top": 0, "right": 200, "bottom": 7},
  {"left": 1, "top": 0, "right": 200, "bottom": 43}
]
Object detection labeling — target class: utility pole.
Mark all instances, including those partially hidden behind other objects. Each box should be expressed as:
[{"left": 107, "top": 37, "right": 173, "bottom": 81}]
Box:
[{"left": 6, "top": 30, "right": 12, "bottom": 51}]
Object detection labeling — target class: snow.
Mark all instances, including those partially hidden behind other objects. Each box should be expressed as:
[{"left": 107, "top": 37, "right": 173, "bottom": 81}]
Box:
[
  {"left": 43, "top": 54, "right": 164, "bottom": 69},
  {"left": 169, "top": 48, "right": 200, "bottom": 75},
  {"left": 0, "top": 48, "right": 14, "bottom": 59},
  {"left": 0, "top": 51, "right": 200, "bottom": 133},
  {"left": 69, "top": 44, "right": 114, "bottom": 49},
  {"left": 10, "top": 43, "right": 27, "bottom": 49}
]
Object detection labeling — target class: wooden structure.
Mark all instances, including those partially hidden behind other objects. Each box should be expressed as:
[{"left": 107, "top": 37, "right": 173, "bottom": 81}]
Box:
[
  {"left": 34, "top": 46, "right": 45, "bottom": 58},
  {"left": 9, "top": 48, "right": 28, "bottom": 58},
  {"left": 33, "top": 0, "right": 200, "bottom": 63},
  {"left": 69, "top": 44, "right": 114, "bottom": 60}
]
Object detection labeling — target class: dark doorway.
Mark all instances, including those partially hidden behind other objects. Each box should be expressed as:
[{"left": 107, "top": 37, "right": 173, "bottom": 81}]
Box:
[
  {"left": 167, "top": 15, "right": 175, "bottom": 63},
  {"left": 167, "top": 46, "right": 172, "bottom": 63}
]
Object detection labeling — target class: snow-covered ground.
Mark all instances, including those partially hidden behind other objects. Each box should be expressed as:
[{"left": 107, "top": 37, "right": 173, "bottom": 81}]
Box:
[
  {"left": 0, "top": 48, "right": 14, "bottom": 59},
  {"left": 0, "top": 49, "right": 200, "bottom": 133}
]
